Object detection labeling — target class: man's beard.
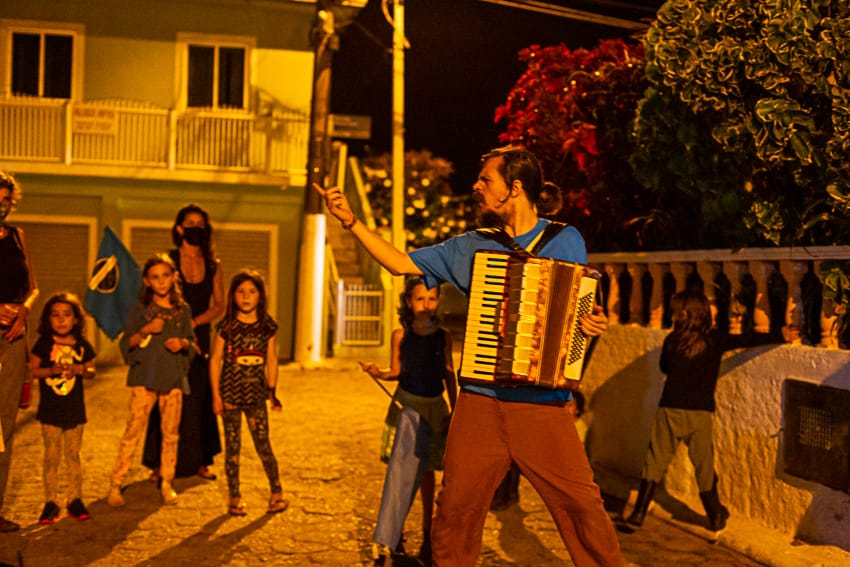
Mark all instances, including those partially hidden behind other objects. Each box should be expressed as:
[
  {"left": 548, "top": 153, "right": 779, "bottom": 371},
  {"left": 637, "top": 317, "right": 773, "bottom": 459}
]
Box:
[{"left": 476, "top": 210, "right": 504, "bottom": 229}]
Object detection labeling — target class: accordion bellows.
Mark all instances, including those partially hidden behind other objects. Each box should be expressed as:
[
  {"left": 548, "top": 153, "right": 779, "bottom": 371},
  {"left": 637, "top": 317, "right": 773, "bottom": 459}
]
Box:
[{"left": 460, "top": 250, "right": 600, "bottom": 390}]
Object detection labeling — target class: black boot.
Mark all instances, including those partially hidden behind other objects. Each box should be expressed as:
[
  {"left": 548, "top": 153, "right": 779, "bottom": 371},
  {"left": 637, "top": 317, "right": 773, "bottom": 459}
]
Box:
[
  {"left": 625, "top": 479, "right": 656, "bottom": 527},
  {"left": 418, "top": 530, "right": 432, "bottom": 566},
  {"left": 699, "top": 476, "right": 730, "bottom": 531}
]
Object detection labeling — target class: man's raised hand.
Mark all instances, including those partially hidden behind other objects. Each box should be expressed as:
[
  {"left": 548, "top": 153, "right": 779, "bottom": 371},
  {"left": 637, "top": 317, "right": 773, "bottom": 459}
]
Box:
[{"left": 312, "top": 182, "right": 356, "bottom": 227}]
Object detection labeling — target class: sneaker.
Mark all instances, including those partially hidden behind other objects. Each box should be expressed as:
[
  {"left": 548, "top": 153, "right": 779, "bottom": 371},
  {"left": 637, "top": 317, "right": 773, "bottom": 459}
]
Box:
[
  {"left": 107, "top": 485, "right": 125, "bottom": 508},
  {"left": 161, "top": 480, "right": 177, "bottom": 505},
  {"left": 67, "top": 498, "right": 90, "bottom": 520},
  {"left": 394, "top": 536, "right": 406, "bottom": 555},
  {"left": 371, "top": 543, "right": 390, "bottom": 566},
  {"left": 38, "top": 501, "right": 61, "bottom": 524}
]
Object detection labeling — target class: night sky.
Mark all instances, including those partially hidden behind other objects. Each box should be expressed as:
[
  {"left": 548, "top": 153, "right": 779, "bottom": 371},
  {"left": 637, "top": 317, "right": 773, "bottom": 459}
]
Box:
[{"left": 330, "top": 0, "right": 641, "bottom": 193}]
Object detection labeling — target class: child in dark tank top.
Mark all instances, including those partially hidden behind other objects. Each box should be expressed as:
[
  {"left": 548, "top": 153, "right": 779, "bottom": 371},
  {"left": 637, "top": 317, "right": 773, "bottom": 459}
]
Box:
[{"left": 359, "top": 276, "right": 458, "bottom": 565}]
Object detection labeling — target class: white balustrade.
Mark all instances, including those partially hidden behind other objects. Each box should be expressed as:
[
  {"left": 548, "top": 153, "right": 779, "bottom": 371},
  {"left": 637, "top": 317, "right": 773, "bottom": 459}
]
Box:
[
  {"left": 0, "top": 97, "right": 308, "bottom": 175},
  {"left": 588, "top": 247, "right": 850, "bottom": 348}
]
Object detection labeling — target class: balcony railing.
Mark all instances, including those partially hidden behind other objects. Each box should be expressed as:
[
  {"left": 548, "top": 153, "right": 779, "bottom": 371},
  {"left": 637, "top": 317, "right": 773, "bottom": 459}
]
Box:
[
  {"left": 0, "top": 97, "right": 309, "bottom": 177},
  {"left": 588, "top": 246, "right": 850, "bottom": 348}
]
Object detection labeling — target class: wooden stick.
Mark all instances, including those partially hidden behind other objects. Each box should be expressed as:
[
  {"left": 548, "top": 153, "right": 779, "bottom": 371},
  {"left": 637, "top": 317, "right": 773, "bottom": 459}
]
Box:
[{"left": 368, "top": 374, "right": 403, "bottom": 409}]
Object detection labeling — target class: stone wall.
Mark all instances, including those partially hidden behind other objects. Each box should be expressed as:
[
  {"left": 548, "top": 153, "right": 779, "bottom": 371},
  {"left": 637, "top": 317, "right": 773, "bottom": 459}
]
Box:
[{"left": 580, "top": 324, "right": 850, "bottom": 551}]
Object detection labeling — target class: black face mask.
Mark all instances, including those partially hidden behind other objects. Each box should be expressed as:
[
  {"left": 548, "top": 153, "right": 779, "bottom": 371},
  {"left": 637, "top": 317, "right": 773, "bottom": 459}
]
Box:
[{"left": 182, "top": 226, "right": 206, "bottom": 246}]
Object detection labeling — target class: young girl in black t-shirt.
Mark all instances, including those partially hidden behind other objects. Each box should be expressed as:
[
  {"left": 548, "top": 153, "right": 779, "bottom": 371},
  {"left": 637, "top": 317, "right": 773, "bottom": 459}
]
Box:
[{"left": 29, "top": 292, "right": 96, "bottom": 523}]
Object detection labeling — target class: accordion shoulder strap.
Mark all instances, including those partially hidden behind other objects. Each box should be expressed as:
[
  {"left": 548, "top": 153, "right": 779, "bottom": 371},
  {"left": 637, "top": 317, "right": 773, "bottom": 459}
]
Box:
[
  {"left": 529, "top": 221, "right": 567, "bottom": 255},
  {"left": 475, "top": 227, "right": 527, "bottom": 254},
  {"left": 476, "top": 221, "right": 567, "bottom": 257}
]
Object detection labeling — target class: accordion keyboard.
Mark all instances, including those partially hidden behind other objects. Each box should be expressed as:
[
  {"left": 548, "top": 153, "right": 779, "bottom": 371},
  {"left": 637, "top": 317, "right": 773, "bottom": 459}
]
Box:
[{"left": 461, "top": 251, "right": 509, "bottom": 380}]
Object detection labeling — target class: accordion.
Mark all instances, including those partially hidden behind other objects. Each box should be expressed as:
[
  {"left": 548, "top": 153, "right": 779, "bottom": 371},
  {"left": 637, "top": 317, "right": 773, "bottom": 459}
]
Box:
[{"left": 459, "top": 250, "right": 600, "bottom": 390}]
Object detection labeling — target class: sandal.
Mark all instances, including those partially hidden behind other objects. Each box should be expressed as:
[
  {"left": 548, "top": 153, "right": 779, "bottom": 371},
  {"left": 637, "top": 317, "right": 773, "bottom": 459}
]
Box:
[
  {"left": 197, "top": 467, "right": 217, "bottom": 480},
  {"left": 228, "top": 501, "right": 247, "bottom": 517},
  {"left": 266, "top": 497, "right": 289, "bottom": 515}
]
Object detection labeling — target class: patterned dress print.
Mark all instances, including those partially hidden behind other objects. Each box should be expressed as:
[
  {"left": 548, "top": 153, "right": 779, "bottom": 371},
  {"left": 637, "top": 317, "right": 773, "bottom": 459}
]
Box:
[{"left": 216, "top": 316, "right": 278, "bottom": 408}]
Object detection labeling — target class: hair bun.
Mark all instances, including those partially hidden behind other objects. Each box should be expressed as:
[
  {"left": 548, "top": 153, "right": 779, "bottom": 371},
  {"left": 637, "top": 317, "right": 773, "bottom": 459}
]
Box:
[{"left": 537, "top": 181, "right": 563, "bottom": 216}]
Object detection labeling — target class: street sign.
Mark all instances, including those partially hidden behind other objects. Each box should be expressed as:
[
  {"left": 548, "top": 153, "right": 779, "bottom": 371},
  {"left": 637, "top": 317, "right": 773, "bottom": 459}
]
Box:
[{"left": 329, "top": 114, "right": 372, "bottom": 140}]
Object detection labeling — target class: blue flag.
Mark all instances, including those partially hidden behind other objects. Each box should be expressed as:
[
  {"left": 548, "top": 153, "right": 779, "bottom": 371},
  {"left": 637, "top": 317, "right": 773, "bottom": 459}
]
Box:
[{"left": 85, "top": 226, "right": 142, "bottom": 339}]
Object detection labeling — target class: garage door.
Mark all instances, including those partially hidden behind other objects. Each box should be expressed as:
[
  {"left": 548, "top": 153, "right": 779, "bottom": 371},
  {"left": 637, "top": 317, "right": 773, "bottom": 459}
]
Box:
[
  {"left": 15, "top": 218, "right": 96, "bottom": 346},
  {"left": 127, "top": 222, "right": 277, "bottom": 314}
]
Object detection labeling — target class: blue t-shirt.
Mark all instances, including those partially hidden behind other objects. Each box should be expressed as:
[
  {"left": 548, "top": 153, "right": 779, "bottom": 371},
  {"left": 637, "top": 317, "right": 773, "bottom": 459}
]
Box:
[{"left": 409, "top": 218, "right": 586, "bottom": 404}]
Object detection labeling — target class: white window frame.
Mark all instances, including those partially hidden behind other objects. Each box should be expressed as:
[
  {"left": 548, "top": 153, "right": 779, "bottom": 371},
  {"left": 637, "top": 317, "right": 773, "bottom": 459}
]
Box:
[
  {"left": 0, "top": 18, "right": 85, "bottom": 100},
  {"left": 175, "top": 32, "right": 254, "bottom": 112}
]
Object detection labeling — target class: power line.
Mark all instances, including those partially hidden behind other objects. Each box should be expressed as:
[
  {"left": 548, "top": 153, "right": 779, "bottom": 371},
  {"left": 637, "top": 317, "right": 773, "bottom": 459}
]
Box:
[{"left": 480, "top": 0, "right": 650, "bottom": 31}]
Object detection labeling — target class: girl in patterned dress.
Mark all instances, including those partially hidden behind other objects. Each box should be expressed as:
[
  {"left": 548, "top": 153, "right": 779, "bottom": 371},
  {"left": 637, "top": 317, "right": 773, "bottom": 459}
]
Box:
[{"left": 209, "top": 269, "right": 286, "bottom": 517}]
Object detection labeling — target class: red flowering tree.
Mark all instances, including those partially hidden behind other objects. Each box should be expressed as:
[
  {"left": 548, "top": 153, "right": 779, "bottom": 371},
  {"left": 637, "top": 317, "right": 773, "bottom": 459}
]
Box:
[{"left": 496, "top": 39, "right": 653, "bottom": 250}]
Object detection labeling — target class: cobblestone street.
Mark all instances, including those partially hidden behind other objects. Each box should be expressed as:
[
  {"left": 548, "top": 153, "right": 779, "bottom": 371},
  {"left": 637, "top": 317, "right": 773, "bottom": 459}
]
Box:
[{"left": 0, "top": 361, "right": 803, "bottom": 566}]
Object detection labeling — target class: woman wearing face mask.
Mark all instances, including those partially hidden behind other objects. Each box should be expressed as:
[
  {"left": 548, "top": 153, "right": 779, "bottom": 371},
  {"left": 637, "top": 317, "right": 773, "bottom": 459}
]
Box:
[
  {"left": 0, "top": 171, "right": 39, "bottom": 532},
  {"left": 143, "top": 204, "right": 224, "bottom": 482}
]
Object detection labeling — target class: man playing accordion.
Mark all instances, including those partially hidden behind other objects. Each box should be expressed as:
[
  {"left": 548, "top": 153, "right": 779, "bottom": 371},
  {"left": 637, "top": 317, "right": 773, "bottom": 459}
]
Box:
[{"left": 316, "top": 146, "right": 622, "bottom": 567}]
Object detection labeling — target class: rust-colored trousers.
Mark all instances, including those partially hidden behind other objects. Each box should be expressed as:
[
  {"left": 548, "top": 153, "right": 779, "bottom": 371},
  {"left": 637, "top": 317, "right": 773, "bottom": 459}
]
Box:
[{"left": 431, "top": 390, "right": 623, "bottom": 567}]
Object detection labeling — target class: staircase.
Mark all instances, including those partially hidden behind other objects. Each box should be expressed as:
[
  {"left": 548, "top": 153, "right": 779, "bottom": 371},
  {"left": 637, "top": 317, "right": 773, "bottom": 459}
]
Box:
[
  {"left": 325, "top": 214, "right": 364, "bottom": 284},
  {"left": 322, "top": 143, "right": 390, "bottom": 358}
]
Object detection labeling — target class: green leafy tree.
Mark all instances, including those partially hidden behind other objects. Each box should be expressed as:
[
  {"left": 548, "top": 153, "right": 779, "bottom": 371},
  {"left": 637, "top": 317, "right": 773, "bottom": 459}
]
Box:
[
  {"left": 820, "top": 259, "right": 850, "bottom": 346},
  {"left": 361, "top": 150, "right": 474, "bottom": 250},
  {"left": 633, "top": 0, "right": 850, "bottom": 248}
]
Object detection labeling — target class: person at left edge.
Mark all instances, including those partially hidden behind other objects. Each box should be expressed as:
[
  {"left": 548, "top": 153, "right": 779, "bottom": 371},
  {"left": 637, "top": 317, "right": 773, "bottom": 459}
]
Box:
[{"left": 0, "top": 170, "right": 39, "bottom": 533}]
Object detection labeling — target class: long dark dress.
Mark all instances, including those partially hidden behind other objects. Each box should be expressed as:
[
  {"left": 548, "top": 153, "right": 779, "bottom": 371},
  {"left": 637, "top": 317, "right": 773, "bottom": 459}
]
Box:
[{"left": 142, "top": 249, "right": 222, "bottom": 477}]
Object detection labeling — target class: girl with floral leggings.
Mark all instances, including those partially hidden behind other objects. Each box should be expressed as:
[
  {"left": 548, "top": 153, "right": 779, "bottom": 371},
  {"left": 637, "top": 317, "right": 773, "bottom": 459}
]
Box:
[{"left": 209, "top": 269, "right": 286, "bottom": 516}]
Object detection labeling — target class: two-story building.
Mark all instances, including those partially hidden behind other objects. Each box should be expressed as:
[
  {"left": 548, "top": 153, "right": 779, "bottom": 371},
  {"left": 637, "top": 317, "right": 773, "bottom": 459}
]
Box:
[{"left": 1, "top": 0, "right": 365, "bottom": 361}]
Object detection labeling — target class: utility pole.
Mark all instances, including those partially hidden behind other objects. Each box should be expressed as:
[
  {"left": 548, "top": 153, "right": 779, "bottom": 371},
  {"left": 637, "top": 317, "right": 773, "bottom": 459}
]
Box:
[
  {"left": 294, "top": 0, "right": 337, "bottom": 365},
  {"left": 391, "top": 0, "right": 406, "bottom": 303}
]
